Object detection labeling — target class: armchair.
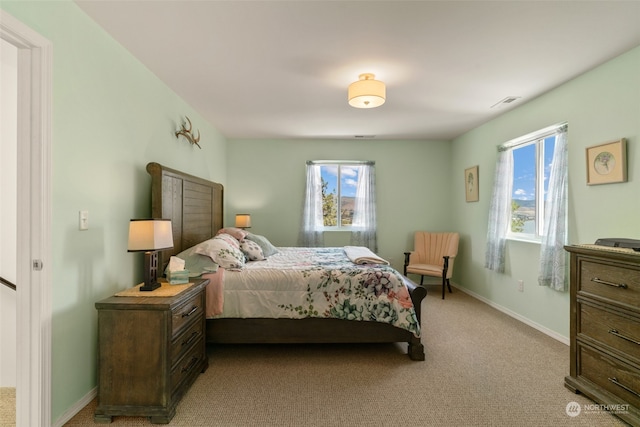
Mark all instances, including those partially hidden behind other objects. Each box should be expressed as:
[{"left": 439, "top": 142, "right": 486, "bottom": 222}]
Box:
[{"left": 404, "top": 232, "right": 459, "bottom": 299}]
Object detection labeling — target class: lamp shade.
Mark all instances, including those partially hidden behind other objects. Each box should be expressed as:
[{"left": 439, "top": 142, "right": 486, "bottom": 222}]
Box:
[
  {"left": 348, "top": 73, "right": 386, "bottom": 108},
  {"left": 235, "top": 214, "right": 252, "bottom": 229},
  {"left": 127, "top": 219, "right": 174, "bottom": 252}
]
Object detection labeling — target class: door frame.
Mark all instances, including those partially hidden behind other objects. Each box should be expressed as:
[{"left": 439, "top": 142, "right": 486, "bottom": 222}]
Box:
[{"left": 1, "top": 11, "right": 52, "bottom": 427}]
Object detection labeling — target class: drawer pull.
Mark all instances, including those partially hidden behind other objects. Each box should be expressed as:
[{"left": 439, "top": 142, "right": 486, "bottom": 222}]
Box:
[
  {"left": 609, "top": 377, "right": 640, "bottom": 398},
  {"left": 182, "top": 306, "right": 198, "bottom": 318},
  {"left": 591, "top": 277, "right": 628, "bottom": 289},
  {"left": 181, "top": 356, "right": 199, "bottom": 373},
  {"left": 609, "top": 329, "right": 640, "bottom": 345},
  {"left": 181, "top": 331, "right": 199, "bottom": 348}
]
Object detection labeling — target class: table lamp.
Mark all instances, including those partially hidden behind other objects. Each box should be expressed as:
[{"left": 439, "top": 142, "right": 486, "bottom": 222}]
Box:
[
  {"left": 127, "top": 219, "right": 174, "bottom": 291},
  {"left": 235, "top": 213, "right": 252, "bottom": 229}
]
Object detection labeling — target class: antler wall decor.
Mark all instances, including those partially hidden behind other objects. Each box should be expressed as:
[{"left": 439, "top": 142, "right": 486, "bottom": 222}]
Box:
[{"left": 175, "top": 116, "right": 201, "bottom": 149}]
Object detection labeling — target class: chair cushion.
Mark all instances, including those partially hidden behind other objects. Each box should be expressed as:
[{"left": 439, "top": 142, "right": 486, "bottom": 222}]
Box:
[{"left": 406, "top": 264, "right": 443, "bottom": 277}]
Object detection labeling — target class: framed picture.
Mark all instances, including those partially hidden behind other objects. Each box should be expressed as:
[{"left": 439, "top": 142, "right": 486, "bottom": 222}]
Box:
[
  {"left": 465, "top": 165, "right": 479, "bottom": 202},
  {"left": 586, "top": 139, "right": 627, "bottom": 185}
]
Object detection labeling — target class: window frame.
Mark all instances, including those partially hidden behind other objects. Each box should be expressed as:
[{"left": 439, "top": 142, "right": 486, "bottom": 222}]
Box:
[
  {"left": 315, "top": 161, "right": 360, "bottom": 230},
  {"left": 502, "top": 124, "right": 565, "bottom": 243},
  {"left": 307, "top": 160, "right": 374, "bottom": 231}
]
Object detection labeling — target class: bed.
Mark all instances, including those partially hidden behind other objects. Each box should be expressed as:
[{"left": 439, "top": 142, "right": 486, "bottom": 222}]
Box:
[{"left": 147, "top": 162, "right": 426, "bottom": 360}]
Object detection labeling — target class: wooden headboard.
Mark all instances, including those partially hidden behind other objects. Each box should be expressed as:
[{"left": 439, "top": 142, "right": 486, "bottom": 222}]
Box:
[{"left": 147, "top": 162, "right": 224, "bottom": 270}]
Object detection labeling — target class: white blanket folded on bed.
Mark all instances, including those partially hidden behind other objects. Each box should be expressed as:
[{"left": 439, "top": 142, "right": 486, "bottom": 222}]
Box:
[{"left": 344, "top": 246, "right": 390, "bottom": 265}]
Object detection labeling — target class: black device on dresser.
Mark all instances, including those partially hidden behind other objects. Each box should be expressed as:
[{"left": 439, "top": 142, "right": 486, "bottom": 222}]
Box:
[{"left": 594, "top": 238, "right": 640, "bottom": 252}]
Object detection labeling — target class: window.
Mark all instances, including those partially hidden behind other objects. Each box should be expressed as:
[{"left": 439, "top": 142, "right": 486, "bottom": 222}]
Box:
[
  {"left": 510, "top": 135, "right": 557, "bottom": 241},
  {"left": 299, "top": 161, "right": 377, "bottom": 250},
  {"left": 319, "top": 163, "right": 360, "bottom": 228},
  {"left": 485, "top": 123, "right": 568, "bottom": 291}
]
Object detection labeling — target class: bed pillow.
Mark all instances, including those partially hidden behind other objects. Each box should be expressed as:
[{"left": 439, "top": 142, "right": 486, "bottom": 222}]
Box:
[
  {"left": 166, "top": 244, "right": 219, "bottom": 277},
  {"left": 195, "top": 234, "right": 245, "bottom": 270},
  {"left": 216, "top": 227, "right": 248, "bottom": 241},
  {"left": 245, "top": 233, "right": 279, "bottom": 257},
  {"left": 240, "top": 239, "right": 265, "bottom": 261}
]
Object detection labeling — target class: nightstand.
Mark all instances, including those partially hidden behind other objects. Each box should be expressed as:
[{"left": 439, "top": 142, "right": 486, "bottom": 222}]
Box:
[{"left": 94, "top": 279, "right": 209, "bottom": 424}]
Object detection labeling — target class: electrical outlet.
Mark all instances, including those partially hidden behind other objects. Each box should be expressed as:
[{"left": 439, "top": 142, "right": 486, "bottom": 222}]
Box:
[{"left": 518, "top": 280, "right": 524, "bottom": 292}]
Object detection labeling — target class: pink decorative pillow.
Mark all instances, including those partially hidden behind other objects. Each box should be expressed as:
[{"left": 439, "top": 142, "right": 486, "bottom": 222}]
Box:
[{"left": 216, "top": 227, "right": 248, "bottom": 241}]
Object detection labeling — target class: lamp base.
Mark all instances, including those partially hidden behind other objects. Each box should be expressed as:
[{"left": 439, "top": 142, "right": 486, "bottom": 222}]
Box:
[{"left": 139, "top": 250, "right": 161, "bottom": 292}]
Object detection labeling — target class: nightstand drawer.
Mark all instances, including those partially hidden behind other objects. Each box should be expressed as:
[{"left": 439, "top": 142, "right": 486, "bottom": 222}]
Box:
[
  {"left": 171, "top": 316, "right": 204, "bottom": 366},
  {"left": 171, "top": 338, "right": 205, "bottom": 395},
  {"left": 171, "top": 292, "right": 204, "bottom": 336},
  {"left": 580, "top": 302, "right": 640, "bottom": 363},
  {"left": 579, "top": 345, "right": 640, "bottom": 408},
  {"left": 579, "top": 260, "right": 640, "bottom": 308}
]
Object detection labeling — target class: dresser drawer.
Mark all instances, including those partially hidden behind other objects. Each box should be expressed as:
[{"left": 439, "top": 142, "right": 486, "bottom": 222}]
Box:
[
  {"left": 579, "top": 345, "right": 640, "bottom": 408},
  {"left": 171, "top": 317, "right": 204, "bottom": 366},
  {"left": 579, "top": 260, "right": 640, "bottom": 308},
  {"left": 171, "top": 338, "right": 205, "bottom": 395},
  {"left": 171, "top": 292, "right": 205, "bottom": 336},
  {"left": 580, "top": 302, "right": 640, "bottom": 363}
]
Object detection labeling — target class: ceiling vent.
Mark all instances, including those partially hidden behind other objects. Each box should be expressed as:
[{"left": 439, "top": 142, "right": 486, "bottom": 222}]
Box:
[
  {"left": 490, "top": 96, "right": 521, "bottom": 109},
  {"left": 354, "top": 135, "right": 376, "bottom": 139}
]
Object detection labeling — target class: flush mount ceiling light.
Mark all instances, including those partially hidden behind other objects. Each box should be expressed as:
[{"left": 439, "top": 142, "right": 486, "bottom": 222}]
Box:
[{"left": 348, "top": 73, "right": 386, "bottom": 108}]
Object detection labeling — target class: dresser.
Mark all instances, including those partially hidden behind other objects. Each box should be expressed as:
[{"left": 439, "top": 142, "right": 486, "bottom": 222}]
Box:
[
  {"left": 565, "top": 245, "right": 640, "bottom": 425},
  {"left": 94, "top": 279, "right": 209, "bottom": 424}
]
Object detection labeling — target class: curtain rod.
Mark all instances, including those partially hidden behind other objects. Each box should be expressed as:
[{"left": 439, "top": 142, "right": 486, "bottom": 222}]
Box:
[
  {"left": 498, "top": 122, "right": 568, "bottom": 152},
  {"left": 306, "top": 160, "right": 375, "bottom": 165}
]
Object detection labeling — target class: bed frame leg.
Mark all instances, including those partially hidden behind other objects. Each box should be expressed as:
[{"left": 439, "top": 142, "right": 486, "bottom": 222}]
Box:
[{"left": 408, "top": 341, "right": 425, "bottom": 361}]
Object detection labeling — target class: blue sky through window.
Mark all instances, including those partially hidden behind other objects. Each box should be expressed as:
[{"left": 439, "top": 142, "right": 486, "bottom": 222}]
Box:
[
  {"left": 512, "top": 136, "right": 556, "bottom": 201},
  {"left": 513, "top": 143, "right": 536, "bottom": 201},
  {"left": 320, "top": 165, "right": 359, "bottom": 197}
]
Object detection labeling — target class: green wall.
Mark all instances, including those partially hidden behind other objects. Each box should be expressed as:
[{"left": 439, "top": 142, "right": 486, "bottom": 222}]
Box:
[
  {"left": 449, "top": 45, "right": 640, "bottom": 340},
  {"left": 1, "top": 1, "right": 228, "bottom": 423},
  {"left": 226, "top": 138, "right": 453, "bottom": 271}
]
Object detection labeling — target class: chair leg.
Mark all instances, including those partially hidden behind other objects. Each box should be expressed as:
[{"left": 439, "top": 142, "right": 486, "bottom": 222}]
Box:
[
  {"left": 420, "top": 275, "right": 424, "bottom": 286},
  {"left": 441, "top": 255, "right": 451, "bottom": 300},
  {"left": 441, "top": 276, "right": 453, "bottom": 299}
]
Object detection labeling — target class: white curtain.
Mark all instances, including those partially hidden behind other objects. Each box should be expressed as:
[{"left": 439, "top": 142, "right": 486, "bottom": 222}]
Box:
[
  {"left": 298, "top": 164, "right": 324, "bottom": 247},
  {"left": 484, "top": 149, "right": 513, "bottom": 273},
  {"left": 350, "top": 164, "right": 377, "bottom": 252},
  {"left": 538, "top": 127, "right": 568, "bottom": 291}
]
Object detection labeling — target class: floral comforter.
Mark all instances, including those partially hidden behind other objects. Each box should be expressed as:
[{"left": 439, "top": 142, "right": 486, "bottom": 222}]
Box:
[{"left": 216, "top": 247, "right": 420, "bottom": 336}]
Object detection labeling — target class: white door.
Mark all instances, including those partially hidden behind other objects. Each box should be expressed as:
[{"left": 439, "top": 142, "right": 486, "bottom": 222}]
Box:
[{"left": 1, "top": 11, "right": 52, "bottom": 427}]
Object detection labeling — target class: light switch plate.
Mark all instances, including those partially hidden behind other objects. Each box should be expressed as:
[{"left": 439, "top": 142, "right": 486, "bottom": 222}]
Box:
[{"left": 79, "top": 210, "right": 89, "bottom": 230}]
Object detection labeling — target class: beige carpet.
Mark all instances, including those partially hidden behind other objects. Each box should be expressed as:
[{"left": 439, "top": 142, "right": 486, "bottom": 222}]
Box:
[
  {"left": 63, "top": 286, "right": 624, "bottom": 426},
  {"left": 0, "top": 387, "right": 15, "bottom": 427}
]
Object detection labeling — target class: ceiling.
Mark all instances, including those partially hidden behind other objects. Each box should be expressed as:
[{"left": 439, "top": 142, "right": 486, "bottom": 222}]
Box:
[{"left": 75, "top": 0, "right": 640, "bottom": 141}]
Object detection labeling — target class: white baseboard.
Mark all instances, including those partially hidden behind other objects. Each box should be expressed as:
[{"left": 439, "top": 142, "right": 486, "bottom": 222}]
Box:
[
  {"left": 52, "top": 387, "right": 96, "bottom": 427},
  {"left": 451, "top": 283, "right": 570, "bottom": 346}
]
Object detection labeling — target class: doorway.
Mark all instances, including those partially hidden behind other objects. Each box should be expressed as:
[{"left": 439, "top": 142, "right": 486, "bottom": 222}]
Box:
[
  {"left": 1, "top": 11, "right": 52, "bottom": 427},
  {"left": 0, "top": 35, "right": 18, "bottom": 425}
]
